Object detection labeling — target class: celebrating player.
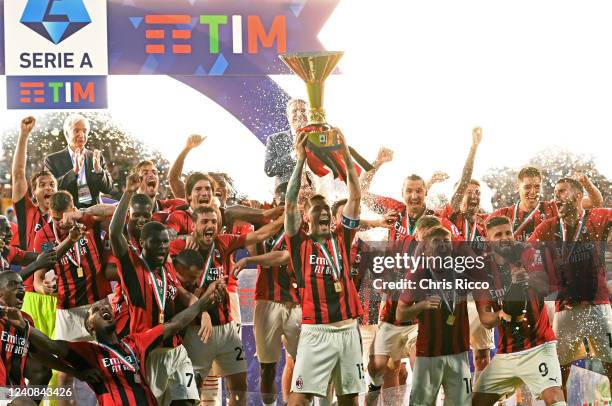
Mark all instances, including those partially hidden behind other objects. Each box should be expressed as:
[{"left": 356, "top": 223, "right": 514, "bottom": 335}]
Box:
[
  {"left": 473, "top": 216, "right": 565, "bottom": 405},
  {"left": 529, "top": 178, "right": 612, "bottom": 393},
  {"left": 284, "top": 128, "right": 365, "bottom": 406}
]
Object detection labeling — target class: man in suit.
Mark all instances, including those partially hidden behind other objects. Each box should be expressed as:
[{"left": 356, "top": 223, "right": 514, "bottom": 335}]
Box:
[
  {"left": 45, "top": 114, "right": 113, "bottom": 208},
  {"left": 264, "top": 98, "right": 308, "bottom": 191}
]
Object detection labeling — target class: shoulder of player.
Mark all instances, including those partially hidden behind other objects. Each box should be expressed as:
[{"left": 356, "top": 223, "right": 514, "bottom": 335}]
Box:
[{"left": 586, "top": 207, "right": 611, "bottom": 222}]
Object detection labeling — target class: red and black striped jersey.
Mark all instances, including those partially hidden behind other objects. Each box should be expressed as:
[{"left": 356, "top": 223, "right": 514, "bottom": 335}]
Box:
[
  {"left": 438, "top": 204, "right": 487, "bottom": 251},
  {"left": 117, "top": 247, "right": 182, "bottom": 347},
  {"left": 34, "top": 217, "right": 111, "bottom": 310},
  {"left": 111, "top": 284, "right": 130, "bottom": 339},
  {"left": 373, "top": 197, "right": 461, "bottom": 241},
  {"left": 13, "top": 193, "right": 53, "bottom": 291},
  {"left": 400, "top": 268, "right": 470, "bottom": 357},
  {"left": 166, "top": 209, "right": 193, "bottom": 236},
  {"left": 65, "top": 325, "right": 164, "bottom": 406},
  {"left": 286, "top": 222, "right": 362, "bottom": 324},
  {"left": 480, "top": 250, "right": 556, "bottom": 354},
  {"left": 379, "top": 236, "right": 418, "bottom": 326},
  {"left": 152, "top": 198, "right": 186, "bottom": 223},
  {"left": 170, "top": 234, "right": 246, "bottom": 326},
  {"left": 0, "top": 312, "right": 33, "bottom": 386},
  {"left": 254, "top": 227, "right": 300, "bottom": 304},
  {"left": 529, "top": 208, "right": 611, "bottom": 310},
  {"left": 1, "top": 245, "right": 26, "bottom": 270},
  {"left": 489, "top": 200, "right": 558, "bottom": 242}
]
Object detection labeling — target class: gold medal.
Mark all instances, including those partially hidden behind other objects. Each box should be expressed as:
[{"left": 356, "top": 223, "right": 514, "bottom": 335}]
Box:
[
  {"left": 446, "top": 314, "right": 455, "bottom": 325},
  {"left": 334, "top": 281, "right": 343, "bottom": 293},
  {"left": 158, "top": 313, "right": 164, "bottom": 324},
  {"left": 76, "top": 266, "right": 83, "bottom": 278}
]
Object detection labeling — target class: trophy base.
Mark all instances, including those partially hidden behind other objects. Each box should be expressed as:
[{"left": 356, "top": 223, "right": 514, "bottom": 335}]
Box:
[{"left": 301, "top": 123, "right": 340, "bottom": 150}]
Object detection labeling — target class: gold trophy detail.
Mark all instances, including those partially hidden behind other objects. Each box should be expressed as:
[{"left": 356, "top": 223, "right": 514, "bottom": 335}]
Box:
[{"left": 279, "top": 51, "right": 372, "bottom": 180}]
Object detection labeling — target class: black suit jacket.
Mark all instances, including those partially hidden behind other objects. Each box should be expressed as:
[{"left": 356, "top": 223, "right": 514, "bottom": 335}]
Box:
[
  {"left": 45, "top": 147, "right": 114, "bottom": 207},
  {"left": 264, "top": 130, "right": 295, "bottom": 188}
]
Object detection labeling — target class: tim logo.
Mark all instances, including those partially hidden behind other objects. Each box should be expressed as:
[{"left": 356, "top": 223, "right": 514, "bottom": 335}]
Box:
[
  {"left": 20, "top": 0, "right": 91, "bottom": 44},
  {"left": 7, "top": 75, "right": 107, "bottom": 109}
]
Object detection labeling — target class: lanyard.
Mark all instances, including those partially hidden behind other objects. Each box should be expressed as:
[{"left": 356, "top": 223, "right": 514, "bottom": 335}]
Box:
[
  {"left": 400, "top": 212, "right": 416, "bottom": 236},
  {"left": 94, "top": 341, "right": 139, "bottom": 373},
  {"left": 52, "top": 221, "right": 81, "bottom": 268},
  {"left": 512, "top": 201, "right": 539, "bottom": 237},
  {"left": 197, "top": 242, "right": 215, "bottom": 288},
  {"left": 316, "top": 235, "right": 342, "bottom": 282},
  {"left": 139, "top": 254, "right": 167, "bottom": 315},
  {"left": 428, "top": 268, "right": 456, "bottom": 315},
  {"left": 463, "top": 218, "right": 478, "bottom": 241},
  {"left": 268, "top": 229, "right": 286, "bottom": 251},
  {"left": 559, "top": 211, "right": 587, "bottom": 262}
]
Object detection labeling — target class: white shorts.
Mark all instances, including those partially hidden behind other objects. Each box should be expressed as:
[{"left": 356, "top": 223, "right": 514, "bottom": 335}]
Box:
[
  {"left": 474, "top": 341, "right": 562, "bottom": 399},
  {"left": 370, "top": 321, "right": 418, "bottom": 362},
  {"left": 229, "top": 290, "right": 241, "bottom": 324},
  {"left": 553, "top": 303, "right": 612, "bottom": 365},
  {"left": 410, "top": 351, "right": 472, "bottom": 406},
  {"left": 183, "top": 322, "right": 247, "bottom": 377},
  {"left": 254, "top": 300, "right": 302, "bottom": 363},
  {"left": 360, "top": 324, "right": 378, "bottom": 367},
  {"left": 291, "top": 320, "right": 366, "bottom": 397},
  {"left": 55, "top": 304, "right": 93, "bottom": 341},
  {"left": 468, "top": 300, "right": 494, "bottom": 351},
  {"left": 146, "top": 345, "right": 199, "bottom": 406}
]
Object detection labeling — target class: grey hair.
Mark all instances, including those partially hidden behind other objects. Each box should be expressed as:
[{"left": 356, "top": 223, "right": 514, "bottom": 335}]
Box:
[{"left": 62, "top": 114, "right": 90, "bottom": 142}]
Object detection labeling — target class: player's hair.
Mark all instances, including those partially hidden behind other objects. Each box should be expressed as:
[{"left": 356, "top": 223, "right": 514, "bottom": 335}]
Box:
[
  {"left": 486, "top": 215, "right": 511, "bottom": 230},
  {"left": 402, "top": 174, "right": 426, "bottom": 190},
  {"left": 191, "top": 206, "right": 218, "bottom": 222},
  {"left": 556, "top": 177, "right": 584, "bottom": 194},
  {"left": 30, "top": 170, "right": 56, "bottom": 191},
  {"left": 185, "top": 172, "right": 216, "bottom": 199},
  {"left": 452, "top": 179, "right": 481, "bottom": 190},
  {"left": 8, "top": 395, "right": 37, "bottom": 406},
  {"left": 49, "top": 191, "right": 73, "bottom": 212},
  {"left": 0, "top": 271, "right": 18, "bottom": 290},
  {"left": 517, "top": 166, "right": 542, "bottom": 182},
  {"left": 173, "top": 249, "right": 205, "bottom": 269},
  {"left": 287, "top": 98, "right": 307, "bottom": 109},
  {"left": 62, "top": 113, "right": 90, "bottom": 141},
  {"left": 424, "top": 226, "right": 451, "bottom": 240},
  {"left": 134, "top": 160, "right": 156, "bottom": 175},
  {"left": 331, "top": 199, "right": 348, "bottom": 218},
  {"left": 415, "top": 215, "right": 441, "bottom": 231},
  {"left": 304, "top": 194, "right": 327, "bottom": 212},
  {"left": 140, "top": 221, "right": 167, "bottom": 241},
  {"left": 131, "top": 193, "right": 153, "bottom": 210}
]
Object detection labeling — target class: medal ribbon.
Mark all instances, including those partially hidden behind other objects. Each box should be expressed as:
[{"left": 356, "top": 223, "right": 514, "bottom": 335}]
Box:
[
  {"left": 52, "top": 221, "right": 81, "bottom": 268},
  {"left": 197, "top": 242, "right": 215, "bottom": 288},
  {"left": 139, "top": 254, "right": 167, "bottom": 315},
  {"left": 269, "top": 229, "right": 286, "bottom": 251},
  {"left": 512, "top": 201, "right": 539, "bottom": 237},
  {"left": 559, "top": 211, "right": 587, "bottom": 262},
  {"left": 463, "top": 219, "right": 478, "bottom": 242},
  {"left": 94, "top": 341, "right": 139, "bottom": 373},
  {"left": 428, "top": 268, "right": 456, "bottom": 315},
  {"left": 316, "top": 235, "right": 342, "bottom": 282}
]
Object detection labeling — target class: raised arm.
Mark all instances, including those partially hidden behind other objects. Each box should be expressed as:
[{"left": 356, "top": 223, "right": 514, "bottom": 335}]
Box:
[
  {"left": 168, "top": 135, "right": 205, "bottom": 199},
  {"left": 163, "top": 279, "right": 225, "bottom": 339},
  {"left": 337, "top": 129, "right": 360, "bottom": 219},
  {"left": 577, "top": 173, "right": 604, "bottom": 208},
  {"left": 359, "top": 147, "right": 393, "bottom": 196},
  {"left": 12, "top": 117, "right": 36, "bottom": 202},
  {"left": 109, "top": 174, "right": 140, "bottom": 258},
  {"left": 449, "top": 127, "right": 482, "bottom": 211},
  {"left": 284, "top": 132, "right": 307, "bottom": 237}
]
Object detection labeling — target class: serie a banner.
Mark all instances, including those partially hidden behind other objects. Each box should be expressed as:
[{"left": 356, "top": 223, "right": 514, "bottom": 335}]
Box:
[{"left": 1, "top": 0, "right": 336, "bottom": 122}]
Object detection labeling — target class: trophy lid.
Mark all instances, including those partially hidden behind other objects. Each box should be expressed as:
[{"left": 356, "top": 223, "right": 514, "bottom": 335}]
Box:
[{"left": 279, "top": 51, "right": 344, "bottom": 83}]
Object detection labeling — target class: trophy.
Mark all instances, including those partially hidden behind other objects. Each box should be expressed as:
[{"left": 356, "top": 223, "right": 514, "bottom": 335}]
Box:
[{"left": 279, "top": 51, "right": 372, "bottom": 180}]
